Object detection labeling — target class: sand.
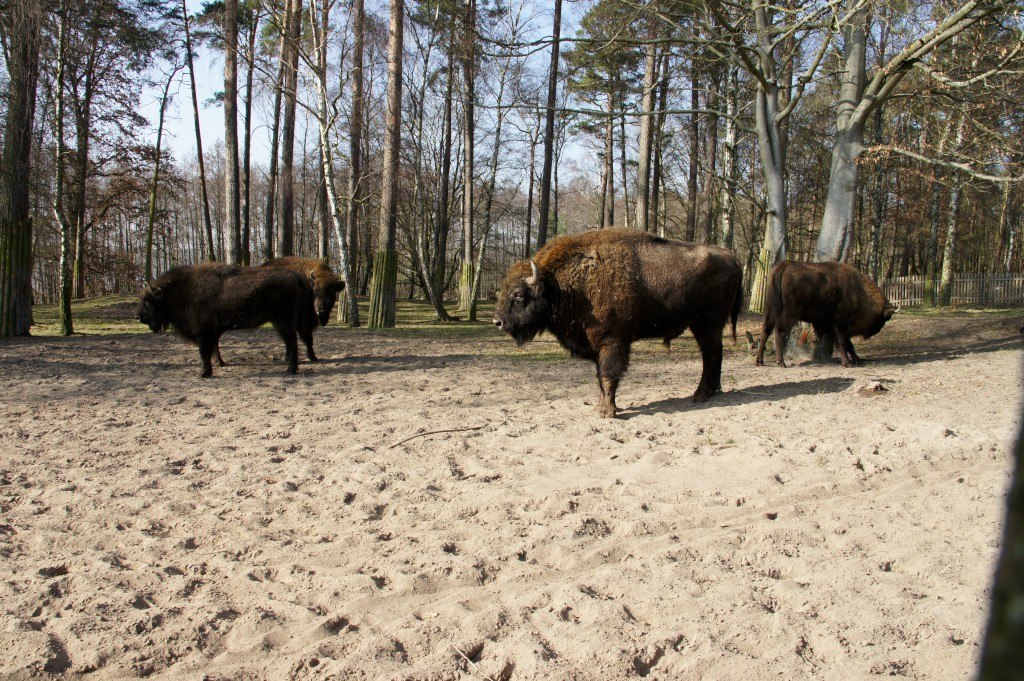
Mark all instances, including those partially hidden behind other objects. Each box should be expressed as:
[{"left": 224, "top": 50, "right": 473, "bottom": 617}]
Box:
[{"left": 0, "top": 310, "right": 1021, "bottom": 679}]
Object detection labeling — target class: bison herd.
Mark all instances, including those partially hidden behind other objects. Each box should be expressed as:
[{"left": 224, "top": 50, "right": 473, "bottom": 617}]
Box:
[{"left": 138, "top": 229, "right": 895, "bottom": 417}]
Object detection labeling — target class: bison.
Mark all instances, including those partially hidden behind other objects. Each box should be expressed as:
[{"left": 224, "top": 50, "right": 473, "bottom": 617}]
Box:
[
  {"left": 138, "top": 264, "right": 317, "bottom": 377},
  {"left": 755, "top": 260, "right": 895, "bottom": 368},
  {"left": 261, "top": 256, "right": 345, "bottom": 327},
  {"left": 492, "top": 229, "right": 743, "bottom": 418}
]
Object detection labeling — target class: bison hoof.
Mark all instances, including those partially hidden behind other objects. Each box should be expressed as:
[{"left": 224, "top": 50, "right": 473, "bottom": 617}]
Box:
[
  {"left": 598, "top": 403, "right": 618, "bottom": 419},
  {"left": 691, "top": 390, "right": 709, "bottom": 404},
  {"left": 201, "top": 370, "right": 213, "bottom": 378},
  {"left": 755, "top": 358, "right": 763, "bottom": 366},
  {"left": 307, "top": 354, "right": 319, "bottom": 362}
]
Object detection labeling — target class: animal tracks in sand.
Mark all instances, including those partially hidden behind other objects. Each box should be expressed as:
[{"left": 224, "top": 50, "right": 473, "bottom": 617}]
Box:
[{"left": 0, "top": 312, "right": 1020, "bottom": 678}]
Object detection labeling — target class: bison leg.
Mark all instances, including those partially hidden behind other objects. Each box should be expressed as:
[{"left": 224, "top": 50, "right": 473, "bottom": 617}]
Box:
[
  {"left": 836, "top": 330, "right": 861, "bottom": 367},
  {"left": 596, "top": 343, "right": 629, "bottom": 418},
  {"left": 691, "top": 323, "right": 724, "bottom": 402},
  {"left": 273, "top": 323, "right": 299, "bottom": 374},
  {"left": 300, "top": 328, "right": 318, "bottom": 362},
  {"left": 198, "top": 333, "right": 219, "bottom": 378},
  {"left": 214, "top": 346, "right": 227, "bottom": 367},
  {"left": 773, "top": 325, "right": 789, "bottom": 368},
  {"left": 755, "top": 322, "right": 772, "bottom": 366}
]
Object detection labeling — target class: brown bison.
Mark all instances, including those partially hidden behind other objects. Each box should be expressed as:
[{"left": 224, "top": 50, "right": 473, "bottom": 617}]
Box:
[
  {"left": 755, "top": 260, "right": 895, "bottom": 368},
  {"left": 261, "top": 256, "right": 345, "bottom": 327},
  {"left": 493, "top": 229, "right": 743, "bottom": 418},
  {"left": 138, "top": 264, "right": 317, "bottom": 377}
]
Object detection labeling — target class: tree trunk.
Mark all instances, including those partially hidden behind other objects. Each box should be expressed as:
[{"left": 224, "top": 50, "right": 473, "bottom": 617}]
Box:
[
  {"left": 617, "top": 84, "right": 630, "bottom": 230},
  {"left": 652, "top": 53, "right": 669, "bottom": 238},
  {"left": 720, "top": 63, "right": 738, "bottom": 251},
  {"left": 183, "top": 0, "right": 216, "bottom": 262},
  {"left": 535, "top": 0, "right": 561, "bottom": 250},
  {"left": 278, "top": 0, "right": 303, "bottom": 257},
  {"left": 240, "top": 7, "right": 259, "bottom": 266},
  {"left": 685, "top": 65, "right": 699, "bottom": 242},
  {"left": 431, "top": 47, "right": 453, "bottom": 312},
  {"left": 311, "top": 0, "right": 359, "bottom": 331},
  {"left": 938, "top": 179, "right": 963, "bottom": 306},
  {"left": 702, "top": 64, "right": 721, "bottom": 244},
  {"left": 524, "top": 105, "right": 539, "bottom": 258},
  {"left": 338, "top": 0, "right": 364, "bottom": 325},
  {"left": 223, "top": 0, "right": 242, "bottom": 264},
  {"left": 145, "top": 66, "right": 178, "bottom": 282},
  {"left": 53, "top": 0, "right": 73, "bottom": 335},
  {"left": 0, "top": 0, "right": 40, "bottom": 337},
  {"left": 458, "top": 0, "right": 477, "bottom": 318},
  {"left": 263, "top": 18, "right": 289, "bottom": 262},
  {"left": 635, "top": 41, "right": 657, "bottom": 233},
  {"left": 603, "top": 91, "right": 614, "bottom": 227},
  {"left": 367, "top": 0, "right": 403, "bottom": 328},
  {"left": 867, "top": 104, "right": 885, "bottom": 281}
]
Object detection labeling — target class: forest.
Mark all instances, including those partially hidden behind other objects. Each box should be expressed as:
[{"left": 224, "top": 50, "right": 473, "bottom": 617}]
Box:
[{"left": 1, "top": 0, "right": 1023, "bottom": 336}]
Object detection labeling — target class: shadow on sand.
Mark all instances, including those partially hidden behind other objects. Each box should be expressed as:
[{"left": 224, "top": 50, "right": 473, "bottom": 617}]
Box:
[{"left": 618, "top": 377, "right": 857, "bottom": 419}]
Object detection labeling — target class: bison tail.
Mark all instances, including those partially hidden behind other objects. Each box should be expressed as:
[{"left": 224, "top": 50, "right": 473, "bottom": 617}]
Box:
[{"left": 730, "top": 271, "right": 743, "bottom": 344}]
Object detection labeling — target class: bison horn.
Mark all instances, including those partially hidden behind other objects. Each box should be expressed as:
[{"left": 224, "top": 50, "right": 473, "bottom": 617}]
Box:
[{"left": 525, "top": 261, "right": 539, "bottom": 286}]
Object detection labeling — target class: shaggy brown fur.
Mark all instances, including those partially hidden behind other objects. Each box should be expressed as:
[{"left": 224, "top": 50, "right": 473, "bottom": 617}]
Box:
[
  {"left": 138, "top": 265, "right": 317, "bottom": 378},
  {"left": 493, "top": 229, "right": 743, "bottom": 418},
  {"left": 262, "top": 257, "right": 344, "bottom": 327},
  {"left": 755, "top": 260, "right": 895, "bottom": 368}
]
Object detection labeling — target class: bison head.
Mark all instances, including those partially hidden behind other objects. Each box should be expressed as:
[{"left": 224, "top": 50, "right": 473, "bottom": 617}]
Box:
[
  {"left": 493, "top": 260, "right": 552, "bottom": 346},
  {"left": 863, "top": 301, "right": 896, "bottom": 339},
  {"left": 137, "top": 284, "right": 169, "bottom": 333},
  {"left": 312, "top": 275, "right": 345, "bottom": 326}
]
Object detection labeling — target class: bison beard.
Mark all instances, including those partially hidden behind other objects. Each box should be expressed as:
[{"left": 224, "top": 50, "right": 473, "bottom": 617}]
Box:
[
  {"left": 755, "top": 260, "right": 895, "bottom": 368},
  {"left": 493, "top": 229, "right": 743, "bottom": 418},
  {"left": 138, "top": 264, "right": 317, "bottom": 378}
]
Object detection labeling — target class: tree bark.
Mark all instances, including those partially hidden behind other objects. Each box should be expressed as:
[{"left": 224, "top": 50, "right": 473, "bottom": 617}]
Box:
[
  {"left": 340, "top": 0, "right": 364, "bottom": 325},
  {"left": 431, "top": 47, "right": 453, "bottom": 312},
  {"left": 367, "top": 0, "right": 403, "bottom": 328},
  {"left": 457, "top": 0, "right": 476, "bottom": 318},
  {"left": 0, "top": 0, "right": 40, "bottom": 337},
  {"left": 263, "top": 14, "right": 289, "bottom": 262},
  {"left": 603, "top": 91, "right": 614, "bottom": 227},
  {"left": 815, "top": 3, "right": 866, "bottom": 263},
  {"left": 720, "top": 63, "right": 738, "bottom": 251},
  {"left": 183, "top": 0, "right": 216, "bottom": 262},
  {"left": 53, "top": 0, "right": 73, "bottom": 335},
  {"left": 685, "top": 64, "right": 699, "bottom": 242},
  {"left": 240, "top": 7, "right": 260, "bottom": 265},
  {"left": 635, "top": 41, "right": 657, "bottom": 232},
  {"left": 145, "top": 66, "right": 179, "bottom": 282},
  {"left": 524, "top": 106, "right": 540, "bottom": 258},
  {"left": 535, "top": 0, "right": 561, "bottom": 250},
  {"left": 278, "top": 0, "right": 303, "bottom": 257},
  {"left": 224, "top": 0, "right": 242, "bottom": 264}
]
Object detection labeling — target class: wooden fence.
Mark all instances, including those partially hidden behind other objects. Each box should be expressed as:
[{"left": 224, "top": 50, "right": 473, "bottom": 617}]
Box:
[{"left": 882, "top": 273, "right": 1024, "bottom": 307}]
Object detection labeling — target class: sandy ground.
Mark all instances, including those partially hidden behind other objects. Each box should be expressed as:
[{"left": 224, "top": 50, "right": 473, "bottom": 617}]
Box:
[{"left": 0, "top": 309, "right": 1022, "bottom": 680}]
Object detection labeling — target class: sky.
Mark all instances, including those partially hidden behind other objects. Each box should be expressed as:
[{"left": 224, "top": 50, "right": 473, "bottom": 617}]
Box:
[{"left": 140, "top": 0, "right": 585, "bottom": 172}]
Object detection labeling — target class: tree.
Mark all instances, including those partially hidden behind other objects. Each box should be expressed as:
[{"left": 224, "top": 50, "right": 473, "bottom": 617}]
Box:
[
  {"left": 278, "top": 0, "right": 303, "bottom": 256},
  {"left": 535, "top": 0, "right": 561, "bottom": 250},
  {"left": 367, "top": 0, "right": 404, "bottom": 328},
  {"left": 342, "top": 0, "right": 365, "bottom": 326},
  {"left": 0, "top": 0, "right": 42, "bottom": 337},
  {"left": 457, "top": 0, "right": 477, "bottom": 316},
  {"left": 815, "top": 0, "right": 1012, "bottom": 264},
  {"left": 223, "top": 0, "right": 242, "bottom": 264},
  {"left": 181, "top": 0, "right": 215, "bottom": 261}
]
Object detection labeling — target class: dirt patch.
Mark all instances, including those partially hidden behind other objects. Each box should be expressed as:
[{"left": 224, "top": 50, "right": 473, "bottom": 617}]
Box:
[{"left": 0, "top": 311, "right": 1020, "bottom": 678}]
